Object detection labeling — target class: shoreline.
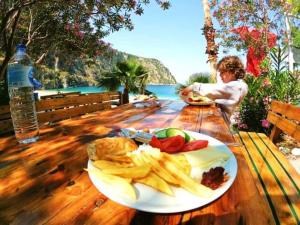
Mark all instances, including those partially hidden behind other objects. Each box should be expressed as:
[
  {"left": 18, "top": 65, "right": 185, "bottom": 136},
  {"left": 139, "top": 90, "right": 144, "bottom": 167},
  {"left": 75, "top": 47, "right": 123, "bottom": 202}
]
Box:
[
  {"left": 38, "top": 83, "right": 177, "bottom": 92},
  {"left": 36, "top": 90, "right": 152, "bottom": 102},
  {"left": 36, "top": 84, "right": 180, "bottom": 101}
]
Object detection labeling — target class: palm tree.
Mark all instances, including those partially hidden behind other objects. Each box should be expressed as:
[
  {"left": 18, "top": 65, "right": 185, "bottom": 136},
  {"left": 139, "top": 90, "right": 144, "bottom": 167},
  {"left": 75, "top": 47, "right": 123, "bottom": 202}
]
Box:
[
  {"left": 202, "top": 0, "right": 218, "bottom": 83},
  {"left": 97, "top": 58, "right": 148, "bottom": 104}
]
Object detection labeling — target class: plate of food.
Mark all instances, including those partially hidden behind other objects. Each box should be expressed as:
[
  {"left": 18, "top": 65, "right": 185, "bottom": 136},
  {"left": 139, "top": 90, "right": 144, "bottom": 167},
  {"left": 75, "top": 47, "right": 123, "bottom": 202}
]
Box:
[
  {"left": 180, "top": 91, "right": 214, "bottom": 106},
  {"left": 86, "top": 128, "right": 237, "bottom": 213}
]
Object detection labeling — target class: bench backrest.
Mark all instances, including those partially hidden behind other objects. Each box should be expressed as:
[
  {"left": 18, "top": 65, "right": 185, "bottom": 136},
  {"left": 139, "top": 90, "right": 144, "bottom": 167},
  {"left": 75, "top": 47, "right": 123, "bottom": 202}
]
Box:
[
  {"left": 0, "top": 91, "right": 122, "bottom": 134},
  {"left": 267, "top": 100, "right": 300, "bottom": 142}
]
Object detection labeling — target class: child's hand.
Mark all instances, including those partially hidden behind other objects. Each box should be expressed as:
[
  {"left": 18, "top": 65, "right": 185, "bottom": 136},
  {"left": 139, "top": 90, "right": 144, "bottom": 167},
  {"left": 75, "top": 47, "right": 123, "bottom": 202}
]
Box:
[{"left": 180, "top": 85, "right": 193, "bottom": 96}]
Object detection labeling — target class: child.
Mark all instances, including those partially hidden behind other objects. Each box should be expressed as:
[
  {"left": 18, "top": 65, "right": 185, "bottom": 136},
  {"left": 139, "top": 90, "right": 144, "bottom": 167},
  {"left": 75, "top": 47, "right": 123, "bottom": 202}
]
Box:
[{"left": 181, "top": 56, "right": 248, "bottom": 118}]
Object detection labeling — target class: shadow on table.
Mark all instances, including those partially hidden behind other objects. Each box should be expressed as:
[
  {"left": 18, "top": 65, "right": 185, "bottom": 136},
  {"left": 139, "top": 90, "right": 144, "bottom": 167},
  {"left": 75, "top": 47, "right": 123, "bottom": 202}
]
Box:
[{"left": 130, "top": 211, "right": 247, "bottom": 225}]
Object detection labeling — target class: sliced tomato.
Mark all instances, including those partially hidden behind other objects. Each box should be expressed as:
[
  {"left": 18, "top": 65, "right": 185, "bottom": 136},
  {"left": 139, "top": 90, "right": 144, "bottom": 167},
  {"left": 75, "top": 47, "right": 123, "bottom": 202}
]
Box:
[
  {"left": 150, "top": 135, "right": 185, "bottom": 153},
  {"left": 161, "top": 135, "right": 185, "bottom": 153},
  {"left": 182, "top": 140, "right": 208, "bottom": 152},
  {"left": 149, "top": 136, "right": 162, "bottom": 149}
]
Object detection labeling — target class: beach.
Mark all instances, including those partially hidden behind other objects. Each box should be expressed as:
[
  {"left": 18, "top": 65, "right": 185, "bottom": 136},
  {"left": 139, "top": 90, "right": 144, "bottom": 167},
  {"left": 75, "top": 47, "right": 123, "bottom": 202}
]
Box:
[{"left": 36, "top": 85, "right": 180, "bottom": 101}]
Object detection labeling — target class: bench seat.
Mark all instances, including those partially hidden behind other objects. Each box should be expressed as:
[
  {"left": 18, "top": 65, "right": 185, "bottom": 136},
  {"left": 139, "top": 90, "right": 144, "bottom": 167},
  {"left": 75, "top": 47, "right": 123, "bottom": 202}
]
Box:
[
  {"left": 236, "top": 131, "right": 300, "bottom": 225},
  {"left": 235, "top": 100, "right": 300, "bottom": 225}
]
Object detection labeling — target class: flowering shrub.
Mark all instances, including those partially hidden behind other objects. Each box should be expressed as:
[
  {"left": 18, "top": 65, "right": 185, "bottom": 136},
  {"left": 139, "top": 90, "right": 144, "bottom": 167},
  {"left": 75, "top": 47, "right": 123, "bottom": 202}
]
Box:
[
  {"left": 234, "top": 70, "right": 300, "bottom": 134},
  {"left": 233, "top": 74, "right": 272, "bottom": 133},
  {"left": 232, "top": 44, "right": 300, "bottom": 134}
]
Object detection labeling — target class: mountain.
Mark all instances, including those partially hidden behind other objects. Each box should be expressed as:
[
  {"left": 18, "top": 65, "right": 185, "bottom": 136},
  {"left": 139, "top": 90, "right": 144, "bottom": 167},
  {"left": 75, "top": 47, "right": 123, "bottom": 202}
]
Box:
[
  {"left": 114, "top": 52, "right": 177, "bottom": 85},
  {"left": 35, "top": 51, "right": 177, "bottom": 89}
]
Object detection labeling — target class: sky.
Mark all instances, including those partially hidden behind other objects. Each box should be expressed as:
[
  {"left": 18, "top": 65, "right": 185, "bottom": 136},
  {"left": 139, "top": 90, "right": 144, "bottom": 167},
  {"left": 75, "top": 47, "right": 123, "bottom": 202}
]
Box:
[{"left": 105, "top": 0, "right": 244, "bottom": 83}]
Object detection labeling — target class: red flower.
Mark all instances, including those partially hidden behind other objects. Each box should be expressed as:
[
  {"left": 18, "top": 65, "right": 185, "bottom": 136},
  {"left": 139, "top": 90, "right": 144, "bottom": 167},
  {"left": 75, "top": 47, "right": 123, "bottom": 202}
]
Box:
[
  {"left": 74, "top": 31, "right": 84, "bottom": 40},
  {"left": 232, "top": 26, "right": 277, "bottom": 77}
]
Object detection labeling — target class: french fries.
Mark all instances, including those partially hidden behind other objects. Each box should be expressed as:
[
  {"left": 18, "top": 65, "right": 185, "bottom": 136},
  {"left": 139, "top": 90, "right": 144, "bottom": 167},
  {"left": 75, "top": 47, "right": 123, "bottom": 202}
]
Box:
[
  {"left": 87, "top": 168, "right": 136, "bottom": 200},
  {"left": 160, "top": 159, "right": 213, "bottom": 197},
  {"left": 93, "top": 160, "right": 133, "bottom": 170},
  {"left": 139, "top": 152, "right": 180, "bottom": 186},
  {"left": 87, "top": 137, "right": 216, "bottom": 200},
  {"left": 161, "top": 153, "right": 191, "bottom": 175},
  {"left": 135, "top": 172, "right": 174, "bottom": 196},
  {"left": 100, "top": 165, "right": 151, "bottom": 179}
]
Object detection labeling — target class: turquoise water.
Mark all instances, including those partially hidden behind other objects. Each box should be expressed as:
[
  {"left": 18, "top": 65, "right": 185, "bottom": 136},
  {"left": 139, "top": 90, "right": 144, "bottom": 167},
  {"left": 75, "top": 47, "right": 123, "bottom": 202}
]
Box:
[{"left": 46, "top": 85, "right": 180, "bottom": 100}]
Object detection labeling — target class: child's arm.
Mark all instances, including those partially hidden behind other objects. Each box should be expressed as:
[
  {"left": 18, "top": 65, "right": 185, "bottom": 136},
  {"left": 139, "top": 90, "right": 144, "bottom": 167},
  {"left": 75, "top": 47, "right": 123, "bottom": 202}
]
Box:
[{"left": 192, "top": 82, "right": 234, "bottom": 100}]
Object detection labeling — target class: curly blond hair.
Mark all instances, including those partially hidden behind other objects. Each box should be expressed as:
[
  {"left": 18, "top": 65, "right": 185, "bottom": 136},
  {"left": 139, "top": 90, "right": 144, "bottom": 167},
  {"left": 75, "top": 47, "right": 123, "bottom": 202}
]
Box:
[{"left": 217, "top": 56, "right": 245, "bottom": 79}]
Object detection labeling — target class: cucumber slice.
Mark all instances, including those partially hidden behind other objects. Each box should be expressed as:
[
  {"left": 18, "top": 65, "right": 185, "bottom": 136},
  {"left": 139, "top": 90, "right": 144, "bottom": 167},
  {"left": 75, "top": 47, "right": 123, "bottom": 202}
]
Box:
[
  {"left": 166, "top": 128, "right": 195, "bottom": 142},
  {"left": 166, "top": 128, "right": 186, "bottom": 139},
  {"left": 155, "top": 129, "right": 168, "bottom": 139},
  {"left": 184, "top": 132, "right": 195, "bottom": 142},
  {"left": 183, "top": 131, "right": 192, "bottom": 142}
]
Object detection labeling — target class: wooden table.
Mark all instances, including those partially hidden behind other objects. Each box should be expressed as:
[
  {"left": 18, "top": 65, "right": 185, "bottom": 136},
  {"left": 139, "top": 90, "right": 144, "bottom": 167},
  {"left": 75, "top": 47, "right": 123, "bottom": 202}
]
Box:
[{"left": 0, "top": 100, "right": 276, "bottom": 225}]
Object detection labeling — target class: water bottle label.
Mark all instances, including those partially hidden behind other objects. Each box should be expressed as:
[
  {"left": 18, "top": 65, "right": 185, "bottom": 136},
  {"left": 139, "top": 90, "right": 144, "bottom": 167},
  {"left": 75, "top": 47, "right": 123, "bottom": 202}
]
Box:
[{"left": 8, "top": 64, "right": 33, "bottom": 87}]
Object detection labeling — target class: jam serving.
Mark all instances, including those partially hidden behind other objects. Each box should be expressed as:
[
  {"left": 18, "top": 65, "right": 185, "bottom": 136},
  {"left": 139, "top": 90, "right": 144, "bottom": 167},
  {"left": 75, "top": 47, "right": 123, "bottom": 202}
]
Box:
[{"left": 201, "top": 167, "right": 228, "bottom": 190}]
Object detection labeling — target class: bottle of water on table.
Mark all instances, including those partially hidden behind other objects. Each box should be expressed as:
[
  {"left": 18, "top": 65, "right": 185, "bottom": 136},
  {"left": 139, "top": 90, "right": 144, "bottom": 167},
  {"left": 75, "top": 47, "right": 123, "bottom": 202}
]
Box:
[{"left": 7, "top": 44, "right": 39, "bottom": 144}]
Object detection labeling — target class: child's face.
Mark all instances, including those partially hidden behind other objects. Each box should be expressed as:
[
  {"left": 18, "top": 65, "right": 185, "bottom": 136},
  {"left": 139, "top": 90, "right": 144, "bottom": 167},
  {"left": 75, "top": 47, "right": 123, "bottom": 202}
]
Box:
[{"left": 220, "top": 71, "right": 236, "bottom": 83}]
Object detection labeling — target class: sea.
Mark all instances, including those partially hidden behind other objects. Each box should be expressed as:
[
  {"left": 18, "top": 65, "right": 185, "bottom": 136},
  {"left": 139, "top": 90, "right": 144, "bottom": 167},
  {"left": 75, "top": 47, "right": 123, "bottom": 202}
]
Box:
[{"left": 42, "top": 85, "right": 180, "bottom": 100}]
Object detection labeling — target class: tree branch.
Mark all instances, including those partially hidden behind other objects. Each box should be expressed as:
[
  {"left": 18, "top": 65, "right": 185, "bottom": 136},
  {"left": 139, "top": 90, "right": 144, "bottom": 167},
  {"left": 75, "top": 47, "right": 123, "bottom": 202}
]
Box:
[
  {"left": 0, "top": 10, "right": 21, "bottom": 81},
  {"left": 0, "top": 4, "right": 20, "bottom": 35},
  {"left": 35, "top": 50, "right": 49, "bottom": 64},
  {"left": 35, "top": 33, "right": 49, "bottom": 40},
  {"left": 8, "top": 10, "right": 21, "bottom": 50},
  {"left": 2, "top": 10, "right": 19, "bottom": 49},
  {"left": 26, "top": 19, "right": 49, "bottom": 46},
  {"left": 0, "top": 0, "right": 38, "bottom": 35},
  {"left": 27, "top": 8, "right": 33, "bottom": 43}
]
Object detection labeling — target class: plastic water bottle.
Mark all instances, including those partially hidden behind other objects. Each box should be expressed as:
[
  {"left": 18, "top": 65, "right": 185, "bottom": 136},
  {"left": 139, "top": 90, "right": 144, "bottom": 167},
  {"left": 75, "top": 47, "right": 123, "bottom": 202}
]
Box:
[{"left": 7, "top": 44, "right": 39, "bottom": 144}]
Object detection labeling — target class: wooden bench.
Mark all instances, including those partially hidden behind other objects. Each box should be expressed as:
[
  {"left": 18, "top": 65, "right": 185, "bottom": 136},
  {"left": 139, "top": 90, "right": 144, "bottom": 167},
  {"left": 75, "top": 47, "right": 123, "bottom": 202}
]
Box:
[
  {"left": 0, "top": 91, "right": 122, "bottom": 134},
  {"left": 235, "top": 100, "right": 300, "bottom": 225}
]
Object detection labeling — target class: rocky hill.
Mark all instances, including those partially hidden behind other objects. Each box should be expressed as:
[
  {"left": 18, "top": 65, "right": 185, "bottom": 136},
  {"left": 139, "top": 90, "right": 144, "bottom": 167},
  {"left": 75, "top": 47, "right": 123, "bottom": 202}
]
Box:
[
  {"left": 35, "top": 51, "right": 177, "bottom": 89},
  {"left": 116, "top": 52, "right": 177, "bottom": 84}
]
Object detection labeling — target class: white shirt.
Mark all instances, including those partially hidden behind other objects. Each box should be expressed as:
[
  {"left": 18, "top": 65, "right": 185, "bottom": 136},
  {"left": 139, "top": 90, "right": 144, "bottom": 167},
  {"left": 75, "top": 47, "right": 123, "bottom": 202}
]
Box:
[{"left": 192, "top": 79, "right": 248, "bottom": 118}]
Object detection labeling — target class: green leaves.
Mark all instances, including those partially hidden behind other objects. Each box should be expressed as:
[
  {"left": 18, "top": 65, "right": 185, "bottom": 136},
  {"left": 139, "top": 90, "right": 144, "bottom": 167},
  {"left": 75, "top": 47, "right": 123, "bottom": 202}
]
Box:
[
  {"left": 97, "top": 58, "right": 149, "bottom": 97},
  {"left": 268, "top": 70, "right": 300, "bottom": 104},
  {"left": 175, "top": 73, "right": 211, "bottom": 95},
  {"left": 270, "top": 46, "right": 288, "bottom": 75},
  {"left": 97, "top": 71, "right": 121, "bottom": 91},
  {"left": 187, "top": 73, "right": 211, "bottom": 84},
  {"left": 291, "top": 27, "right": 300, "bottom": 48}
]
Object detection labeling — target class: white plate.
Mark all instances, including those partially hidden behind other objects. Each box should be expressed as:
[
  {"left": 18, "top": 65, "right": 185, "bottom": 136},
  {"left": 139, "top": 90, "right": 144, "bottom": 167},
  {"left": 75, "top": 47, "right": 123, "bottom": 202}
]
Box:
[
  {"left": 87, "top": 131, "right": 237, "bottom": 213},
  {"left": 184, "top": 100, "right": 215, "bottom": 106},
  {"left": 179, "top": 94, "right": 214, "bottom": 106}
]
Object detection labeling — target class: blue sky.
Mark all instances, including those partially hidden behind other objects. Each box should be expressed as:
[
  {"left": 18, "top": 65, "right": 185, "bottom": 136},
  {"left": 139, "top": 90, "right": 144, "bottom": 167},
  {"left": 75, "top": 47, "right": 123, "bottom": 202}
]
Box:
[{"left": 105, "top": 0, "right": 244, "bottom": 83}]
